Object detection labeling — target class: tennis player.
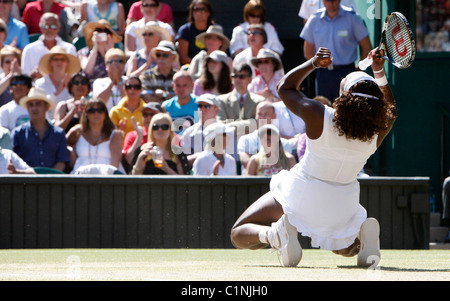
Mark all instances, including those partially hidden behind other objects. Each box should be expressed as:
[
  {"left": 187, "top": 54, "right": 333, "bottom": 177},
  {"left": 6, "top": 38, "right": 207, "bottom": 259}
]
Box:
[{"left": 230, "top": 47, "right": 397, "bottom": 267}]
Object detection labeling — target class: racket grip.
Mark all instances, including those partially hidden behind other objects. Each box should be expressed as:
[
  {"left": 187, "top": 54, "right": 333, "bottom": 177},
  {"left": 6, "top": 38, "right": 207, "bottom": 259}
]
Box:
[{"left": 358, "top": 57, "right": 373, "bottom": 71}]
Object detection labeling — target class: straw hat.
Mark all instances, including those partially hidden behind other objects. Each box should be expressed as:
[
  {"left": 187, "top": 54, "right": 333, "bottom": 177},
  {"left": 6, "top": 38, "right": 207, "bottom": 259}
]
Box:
[
  {"left": 38, "top": 46, "right": 81, "bottom": 76},
  {"left": 134, "top": 21, "right": 171, "bottom": 47},
  {"left": 19, "top": 87, "right": 55, "bottom": 111},
  {"left": 250, "top": 48, "right": 282, "bottom": 71},
  {"left": 196, "top": 25, "right": 230, "bottom": 51},
  {"left": 83, "top": 19, "right": 122, "bottom": 47},
  {"left": 151, "top": 40, "right": 179, "bottom": 60},
  {"left": 0, "top": 45, "right": 21, "bottom": 61}
]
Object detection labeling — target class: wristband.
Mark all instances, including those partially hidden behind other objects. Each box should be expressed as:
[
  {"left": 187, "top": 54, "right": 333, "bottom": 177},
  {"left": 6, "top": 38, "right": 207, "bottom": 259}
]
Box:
[
  {"left": 373, "top": 69, "right": 384, "bottom": 74},
  {"left": 375, "top": 75, "right": 388, "bottom": 86},
  {"left": 311, "top": 58, "right": 320, "bottom": 69}
]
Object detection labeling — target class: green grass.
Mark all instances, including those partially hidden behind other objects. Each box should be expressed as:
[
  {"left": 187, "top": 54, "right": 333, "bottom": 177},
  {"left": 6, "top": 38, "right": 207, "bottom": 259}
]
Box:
[{"left": 0, "top": 249, "right": 448, "bottom": 281}]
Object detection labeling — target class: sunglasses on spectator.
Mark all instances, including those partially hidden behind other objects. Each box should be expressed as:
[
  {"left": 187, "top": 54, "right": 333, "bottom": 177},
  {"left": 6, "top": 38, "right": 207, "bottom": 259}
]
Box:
[
  {"left": 193, "top": 7, "right": 207, "bottom": 12},
  {"left": 257, "top": 59, "right": 272, "bottom": 65},
  {"left": 0, "top": 28, "right": 6, "bottom": 33},
  {"left": 107, "top": 59, "right": 125, "bottom": 64},
  {"left": 125, "top": 84, "right": 142, "bottom": 90},
  {"left": 248, "top": 14, "right": 262, "bottom": 18},
  {"left": 10, "top": 79, "right": 29, "bottom": 86},
  {"left": 0, "top": 0, "right": 13, "bottom": 3},
  {"left": 95, "top": 28, "right": 111, "bottom": 34},
  {"left": 51, "top": 57, "right": 68, "bottom": 62},
  {"left": 142, "top": 2, "right": 158, "bottom": 8},
  {"left": 231, "top": 74, "right": 250, "bottom": 79},
  {"left": 155, "top": 53, "right": 170, "bottom": 59},
  {"left": 152, "top": 123, "right": 170, "bottom": 131},
  {"left": 197, "top": 104, "right": 212, "bottom": 109},
  {"left": 72, "top": 79, "right": 90, "bottom": 86},
  {"left": 41, "top": 24, "right": 58, "bottom": 30},
  {"left": 142, "top": 32, "right": 156, "bottom": 37},
  {"left": 247, "top": 31, "right": 264, "bottom": 36},
  {"left": 87, "top": 107, "right": 106, "bottom": 114}
]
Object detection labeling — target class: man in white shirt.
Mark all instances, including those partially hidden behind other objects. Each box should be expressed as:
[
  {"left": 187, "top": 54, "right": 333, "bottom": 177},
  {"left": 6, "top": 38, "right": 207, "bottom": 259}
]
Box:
[
  {"left": 0, "top": 74, "right": 31, "bottom": 131},
  {"left": 237, "top": 101, "right": 292, "bottom": 175},
  {"left": 273, "top": 101, "right": 306, "bottom": 150},
  {"left": 21, "top": 12, "right": 77, "bottom": 80},
  {"left": 93, "top": 48, "right": 128, "bottom": 112},
  {"left": 191, "top": 122, "right": 236, "bottom": 176}
]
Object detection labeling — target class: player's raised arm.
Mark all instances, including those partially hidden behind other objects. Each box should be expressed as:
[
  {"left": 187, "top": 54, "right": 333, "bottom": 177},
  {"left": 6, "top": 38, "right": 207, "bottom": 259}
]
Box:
[
  {"left": 366, "top": 48, "right": 397, "bottom": 147},
  {"left": 277, "top": 47, "right": 332, "bottom": 139}
]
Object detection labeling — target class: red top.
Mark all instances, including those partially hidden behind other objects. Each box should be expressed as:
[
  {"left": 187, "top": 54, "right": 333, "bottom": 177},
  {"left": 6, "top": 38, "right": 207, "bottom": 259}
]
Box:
[
  {"left": 123, "top": 127, "right": 148, "bottom": 156},
  {"left": 22, "top": 1, "right": 66, "bottom": 34}
]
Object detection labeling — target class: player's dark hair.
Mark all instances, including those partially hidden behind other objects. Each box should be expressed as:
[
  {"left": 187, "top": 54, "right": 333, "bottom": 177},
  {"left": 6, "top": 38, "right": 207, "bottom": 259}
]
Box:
[{"left": 333, "top": 80, "right": 397, "bottom": 142}]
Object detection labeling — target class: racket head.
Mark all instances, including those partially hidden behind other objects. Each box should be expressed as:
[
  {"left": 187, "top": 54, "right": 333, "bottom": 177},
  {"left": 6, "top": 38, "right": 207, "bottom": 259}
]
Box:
[{"left": 382, "top": 12, "right": 416, "bottom": 69}]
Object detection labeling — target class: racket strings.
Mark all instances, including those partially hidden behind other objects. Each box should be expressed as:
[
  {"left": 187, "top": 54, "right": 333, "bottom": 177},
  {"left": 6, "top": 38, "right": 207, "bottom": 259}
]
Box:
[{"left": 385, "top": 15, "right": 414, "bottom": 67}]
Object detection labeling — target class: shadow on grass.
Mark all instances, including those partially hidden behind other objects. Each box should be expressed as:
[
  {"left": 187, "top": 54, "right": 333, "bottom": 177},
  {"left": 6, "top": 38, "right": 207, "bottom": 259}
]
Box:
[
  {"left": 245, "top": 265, "right": 450, "bottom": 272},
  {"left": 337, "top": 265, "right": 450, "bottom": 272}
]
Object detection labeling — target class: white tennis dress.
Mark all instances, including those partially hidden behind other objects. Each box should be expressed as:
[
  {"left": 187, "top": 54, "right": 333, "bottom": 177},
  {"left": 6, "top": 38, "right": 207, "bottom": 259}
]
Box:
[{"left": 270, "top": 105, "right": 378, "bottom": 251}]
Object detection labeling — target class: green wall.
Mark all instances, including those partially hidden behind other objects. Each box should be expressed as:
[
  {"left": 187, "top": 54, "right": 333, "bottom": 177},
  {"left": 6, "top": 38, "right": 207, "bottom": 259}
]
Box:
[
  {"left": 0, "top": 176, "right": 430, "bottom": 249},
  {"left": 356, "top": 0, "right": 450, "bottom": 210}
]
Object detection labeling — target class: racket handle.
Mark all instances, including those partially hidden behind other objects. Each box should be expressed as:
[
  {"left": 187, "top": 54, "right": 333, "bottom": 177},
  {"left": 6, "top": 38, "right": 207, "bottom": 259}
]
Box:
[{"left": 358, "top": 57, "right": 373, "bottom": 71}]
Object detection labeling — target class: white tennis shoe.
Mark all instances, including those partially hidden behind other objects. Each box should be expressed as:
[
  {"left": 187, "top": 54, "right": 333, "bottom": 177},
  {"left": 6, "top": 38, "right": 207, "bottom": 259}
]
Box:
[
  {"left": 357, "top": 217, "right": 381, "bottom": 268},
  {"left": 267, "top": 214, "right": 302, "bottom": 267}
]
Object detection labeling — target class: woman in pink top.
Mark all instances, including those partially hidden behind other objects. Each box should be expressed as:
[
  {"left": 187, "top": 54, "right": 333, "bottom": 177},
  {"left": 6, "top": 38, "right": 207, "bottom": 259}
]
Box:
[{"left": 248, "top": 48, "right": 283, "bottom": 102}]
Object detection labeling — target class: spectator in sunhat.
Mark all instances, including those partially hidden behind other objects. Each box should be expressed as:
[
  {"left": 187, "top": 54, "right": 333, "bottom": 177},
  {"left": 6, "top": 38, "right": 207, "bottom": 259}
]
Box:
[{"left": 11, "top": 87, "right": 69, "bottom": 172}]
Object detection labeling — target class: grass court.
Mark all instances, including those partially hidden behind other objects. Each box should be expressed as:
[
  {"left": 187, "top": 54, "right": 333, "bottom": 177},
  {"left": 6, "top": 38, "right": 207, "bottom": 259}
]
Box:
[{"left": 0, "top": 248, "right": 448, "bottom": 281}]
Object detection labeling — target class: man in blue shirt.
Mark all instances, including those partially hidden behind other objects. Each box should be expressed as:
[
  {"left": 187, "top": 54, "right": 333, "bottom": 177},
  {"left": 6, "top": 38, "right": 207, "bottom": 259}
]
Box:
[
  {"left": 300, "top": 0, "right": 372, "bottom": 102},
  {"left": 0, "top": 0, "right": 29, "bottom": 50},
  {"left": 162, "top": 70, "right": 198, "bottom": 134},
  {"left": 11, "top": 87, "right": 69, "bottom": 172}
]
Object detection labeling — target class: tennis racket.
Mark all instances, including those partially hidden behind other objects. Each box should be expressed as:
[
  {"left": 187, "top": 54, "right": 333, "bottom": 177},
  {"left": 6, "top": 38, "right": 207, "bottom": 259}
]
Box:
[{"left": 359, "top": 12, "right": 416, "bottom": 71}]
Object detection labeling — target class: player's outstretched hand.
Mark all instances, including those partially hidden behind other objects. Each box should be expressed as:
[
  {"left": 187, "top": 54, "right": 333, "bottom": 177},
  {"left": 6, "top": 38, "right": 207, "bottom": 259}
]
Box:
[{"left": 313, "top": 47, "right": 333, "bottom": 69}]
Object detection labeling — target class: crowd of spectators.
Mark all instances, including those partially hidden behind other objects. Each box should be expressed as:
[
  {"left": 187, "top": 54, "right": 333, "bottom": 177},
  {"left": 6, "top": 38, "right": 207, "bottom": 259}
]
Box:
[{"left": 0, "top": 0, "right": 370, "bottom": 177}]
